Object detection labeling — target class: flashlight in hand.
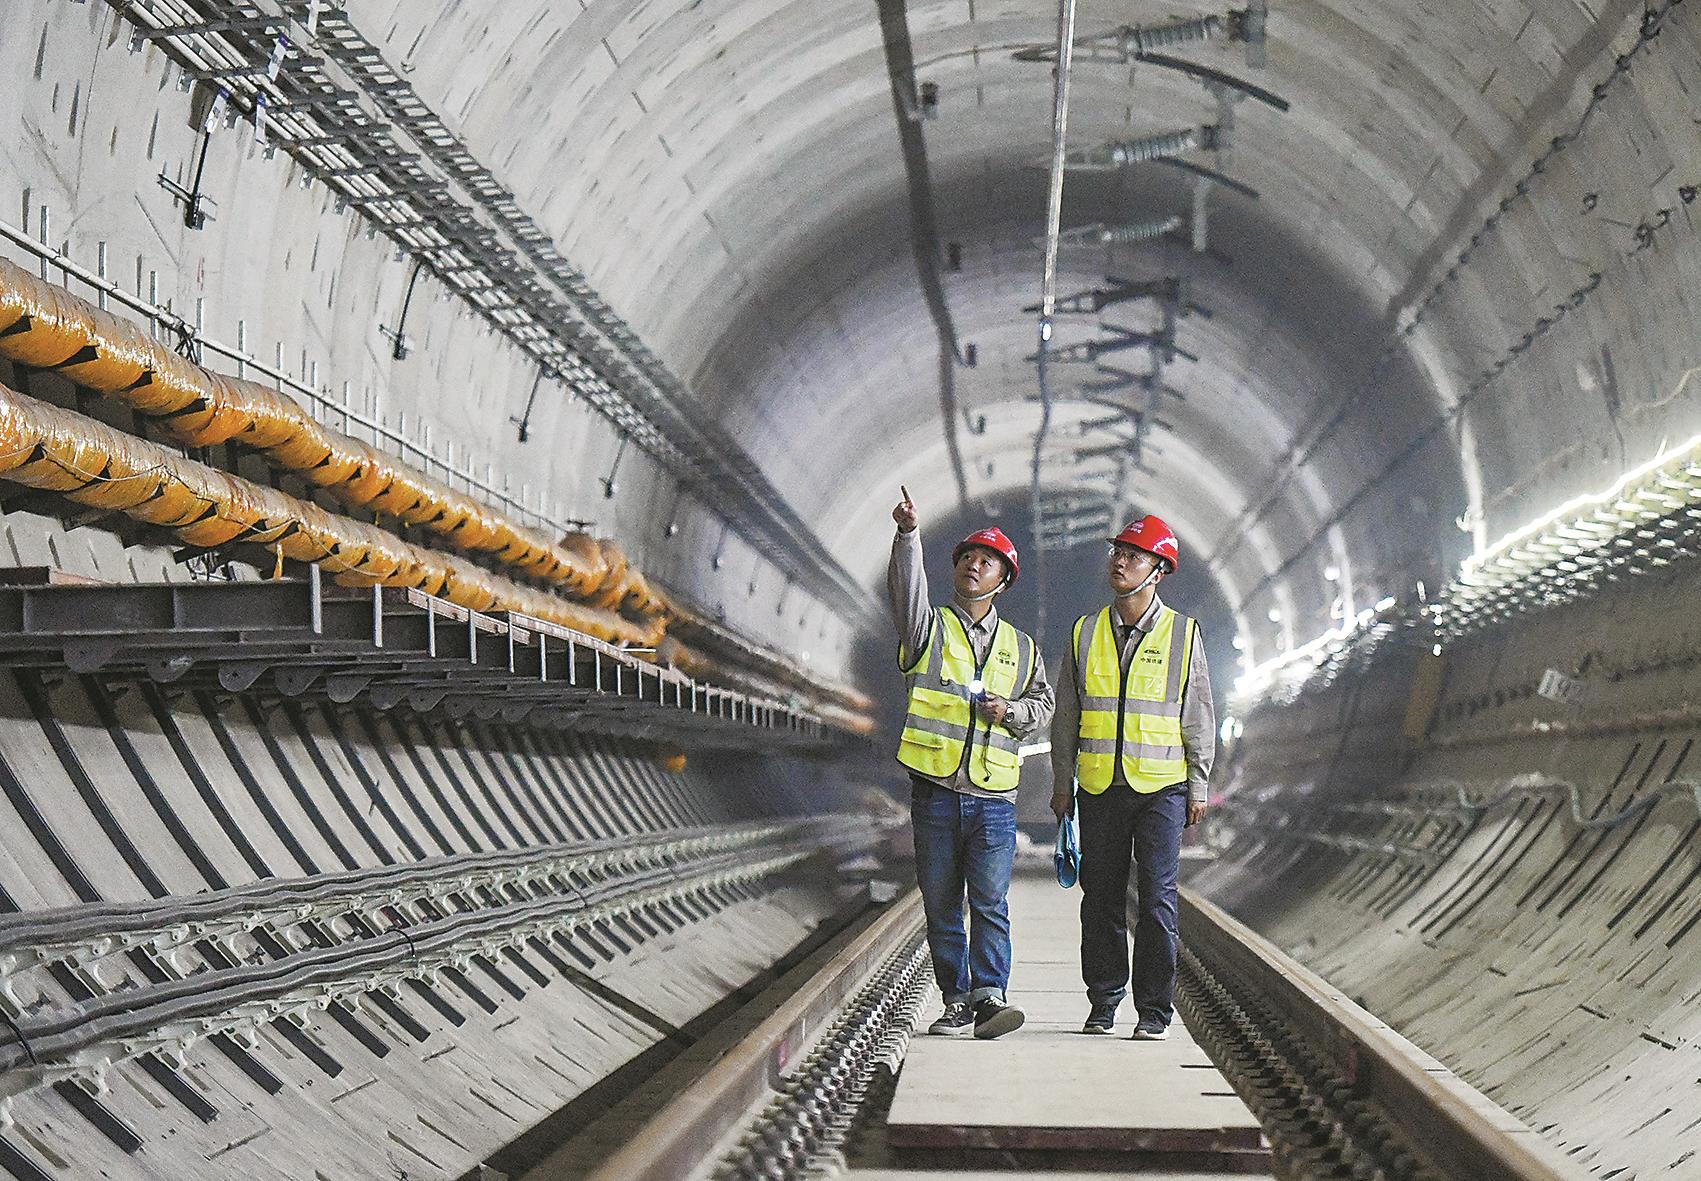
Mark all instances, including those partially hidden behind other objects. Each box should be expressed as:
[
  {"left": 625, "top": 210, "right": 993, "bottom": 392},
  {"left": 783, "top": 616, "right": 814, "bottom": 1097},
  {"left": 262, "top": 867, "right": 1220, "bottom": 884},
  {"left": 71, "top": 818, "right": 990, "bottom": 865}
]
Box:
[{"left": 968, "top": 678, "right": 986, "bottom": 703}]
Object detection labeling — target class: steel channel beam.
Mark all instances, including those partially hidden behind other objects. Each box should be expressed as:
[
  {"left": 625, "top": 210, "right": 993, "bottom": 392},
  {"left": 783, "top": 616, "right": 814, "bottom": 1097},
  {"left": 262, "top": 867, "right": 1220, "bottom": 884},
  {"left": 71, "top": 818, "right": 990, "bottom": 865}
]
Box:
[
  {"left": 0, "top": 822, "right": 802, "bottom": 959},
  {"left": 0, "top": 843, "right": 829, "bottom": 1089},
  {"left": 0, "top": 581, "right": 823, "bottom": 740},
  {"left": 0, "top": 581, "right": 317, "bottom": 634}
]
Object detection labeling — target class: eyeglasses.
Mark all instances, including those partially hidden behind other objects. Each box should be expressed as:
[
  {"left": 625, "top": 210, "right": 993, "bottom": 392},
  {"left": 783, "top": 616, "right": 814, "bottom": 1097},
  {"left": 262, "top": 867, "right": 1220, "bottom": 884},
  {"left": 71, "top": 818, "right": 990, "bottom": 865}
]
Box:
[{"left": 1106, "top": 544, "right": 1153, "bottom": 565}]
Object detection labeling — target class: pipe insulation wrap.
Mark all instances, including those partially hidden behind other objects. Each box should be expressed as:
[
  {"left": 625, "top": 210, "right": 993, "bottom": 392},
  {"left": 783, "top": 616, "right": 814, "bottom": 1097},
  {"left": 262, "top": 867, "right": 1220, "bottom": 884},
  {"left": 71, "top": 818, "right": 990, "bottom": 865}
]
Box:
[
  {"left": 0, "top": 381, "right": 665, "bottom": 645},
  {"left": 0, "top": 257, "right": 661, "bottom": 618}
]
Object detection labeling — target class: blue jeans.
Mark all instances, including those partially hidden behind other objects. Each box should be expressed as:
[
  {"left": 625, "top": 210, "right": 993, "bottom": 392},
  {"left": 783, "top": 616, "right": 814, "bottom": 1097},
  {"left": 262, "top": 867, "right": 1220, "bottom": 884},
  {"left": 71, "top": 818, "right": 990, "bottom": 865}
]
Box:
[
  {"left": 910, "top": 779, "right": 1017, "bottom": 1005},
  {"left": 1078, "top": 784, "right": 1186, "bottom": 1028}
]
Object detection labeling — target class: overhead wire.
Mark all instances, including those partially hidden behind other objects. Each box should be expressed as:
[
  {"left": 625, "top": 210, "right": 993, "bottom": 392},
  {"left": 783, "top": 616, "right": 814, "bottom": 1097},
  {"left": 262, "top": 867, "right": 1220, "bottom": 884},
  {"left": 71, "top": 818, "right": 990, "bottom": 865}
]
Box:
[{"left": 1030, "top": 0, "right": 1081, "bottom": 649}]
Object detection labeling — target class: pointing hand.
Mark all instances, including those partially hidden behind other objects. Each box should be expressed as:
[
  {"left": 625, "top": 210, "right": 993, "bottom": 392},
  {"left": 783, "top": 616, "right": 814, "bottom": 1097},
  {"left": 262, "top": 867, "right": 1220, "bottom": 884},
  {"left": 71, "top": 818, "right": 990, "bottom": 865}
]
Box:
[{"left": 893, "top": 486, "right": 918, "bottom": 533}]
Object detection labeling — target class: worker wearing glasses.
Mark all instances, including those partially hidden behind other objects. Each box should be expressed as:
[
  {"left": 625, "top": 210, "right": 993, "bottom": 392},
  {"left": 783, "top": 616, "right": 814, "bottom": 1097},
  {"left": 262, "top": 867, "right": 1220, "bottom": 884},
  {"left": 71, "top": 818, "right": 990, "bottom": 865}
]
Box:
[{"left": 1049, "top": 516, "right": 1215, "bottom": 1040}]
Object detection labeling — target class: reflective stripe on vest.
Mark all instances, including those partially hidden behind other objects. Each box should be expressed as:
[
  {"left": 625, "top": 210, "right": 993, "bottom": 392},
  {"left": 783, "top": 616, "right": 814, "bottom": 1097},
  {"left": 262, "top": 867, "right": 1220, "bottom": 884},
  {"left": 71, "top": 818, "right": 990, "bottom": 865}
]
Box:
[
  {"left": 896, "top": 607, "right": 1035, "bottom": 792},
  {"left": 1073, "top": 604, "right": 1194, "bottom": 794}
]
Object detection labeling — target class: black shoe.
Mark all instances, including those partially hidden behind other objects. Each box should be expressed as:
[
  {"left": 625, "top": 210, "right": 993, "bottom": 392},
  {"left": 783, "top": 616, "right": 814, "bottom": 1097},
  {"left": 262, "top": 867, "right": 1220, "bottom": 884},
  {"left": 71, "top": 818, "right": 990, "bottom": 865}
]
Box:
[
  {"left": 1129, "top": 1018, "right": 1170, "bottom": 1041},
  {"left": 973, "top": 996, "right": 1025, "bottom": 1040},
  {"left": 1082, "top": 1002, "right": 1117, "bottom": 1035},
  {"left": 927, "top": 1000, "right": 975, "bottom": 1036}
]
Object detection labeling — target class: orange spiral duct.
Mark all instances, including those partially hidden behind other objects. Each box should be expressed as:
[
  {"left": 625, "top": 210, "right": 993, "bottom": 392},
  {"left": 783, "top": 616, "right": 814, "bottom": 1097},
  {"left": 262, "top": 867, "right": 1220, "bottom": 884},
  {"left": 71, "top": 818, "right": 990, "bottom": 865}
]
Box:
[
  {"left": 0, "top": 382, "right": 661, "bottom": 647},
  {"left": 0, "top": 257, "right": 666, "bottom": 620}
]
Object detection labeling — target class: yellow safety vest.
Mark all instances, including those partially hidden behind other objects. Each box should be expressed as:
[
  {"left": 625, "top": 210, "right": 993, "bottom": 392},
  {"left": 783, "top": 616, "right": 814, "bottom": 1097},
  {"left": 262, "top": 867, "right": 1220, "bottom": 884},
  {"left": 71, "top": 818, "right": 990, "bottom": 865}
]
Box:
[
  {"left": 1073, "top": 604, "right": 1195, "bottom": 793},
  {"left": 896, "top": 608, "right": 1036, "bottom": 793}
]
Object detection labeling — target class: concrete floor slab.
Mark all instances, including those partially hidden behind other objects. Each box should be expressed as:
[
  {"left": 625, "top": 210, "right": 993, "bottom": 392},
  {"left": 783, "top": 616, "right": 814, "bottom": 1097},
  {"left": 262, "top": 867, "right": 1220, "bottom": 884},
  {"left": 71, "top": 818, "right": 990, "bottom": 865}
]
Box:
[{"left": 886, "top": 872, "right": 1266, "bottom": 1161}]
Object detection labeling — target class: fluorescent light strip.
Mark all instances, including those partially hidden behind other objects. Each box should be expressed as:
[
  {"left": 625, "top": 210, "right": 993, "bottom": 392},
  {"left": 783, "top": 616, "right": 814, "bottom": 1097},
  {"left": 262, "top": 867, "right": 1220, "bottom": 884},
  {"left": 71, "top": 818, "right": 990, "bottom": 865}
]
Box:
[
  {"left": 1462, "top": 429, "right": 1701, "bottom": 581},
  {"left": 1239, "top": 434, "right": 1701, "bottom": 711},
  {"left": 1231, "top": 600, "right": 1400, "bottom": 707},
  {"left": 1440, "top": 432, "right": 1701, "bottom": 635}
]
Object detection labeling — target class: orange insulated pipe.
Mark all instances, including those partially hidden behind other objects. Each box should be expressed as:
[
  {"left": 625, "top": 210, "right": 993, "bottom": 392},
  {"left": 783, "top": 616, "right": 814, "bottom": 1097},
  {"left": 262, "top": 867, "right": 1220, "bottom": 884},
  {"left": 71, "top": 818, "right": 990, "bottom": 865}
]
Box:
[
  {"left": 0, "top": 257, "right": 666, "bottom": 620},
  {"left": 0, "top": 382, "right": 661, "bottom": 647},
  {"left": 0, "top": 259, "right": 873, "bottom": 729}
]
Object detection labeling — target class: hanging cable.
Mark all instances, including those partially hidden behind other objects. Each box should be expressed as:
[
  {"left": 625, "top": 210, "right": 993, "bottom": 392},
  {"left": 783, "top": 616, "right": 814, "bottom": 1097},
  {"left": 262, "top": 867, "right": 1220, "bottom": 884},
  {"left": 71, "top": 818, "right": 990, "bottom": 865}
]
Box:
[{"left": 1030, "top": 0, "right": 1080, "bottom": 650}]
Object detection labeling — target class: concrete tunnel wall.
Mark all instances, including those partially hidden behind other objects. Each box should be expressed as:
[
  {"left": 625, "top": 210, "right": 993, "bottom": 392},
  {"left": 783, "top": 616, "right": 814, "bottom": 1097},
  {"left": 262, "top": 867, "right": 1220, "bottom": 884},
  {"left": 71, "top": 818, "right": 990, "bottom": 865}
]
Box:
[
  {"left": 15, "top": 1, "right": 1701, "bottom": 668},
  {"left": 4, "top": 1, "right": 1701, "bottom": 1178},
  {"left": 0, "top": 14, "right": 884, "bottom": 1179},
  {"left": 3, "top": 3, "right": 862, "bottom": 677},
  {"left": 332, "top": 0, "right": 1701, "bottom": 666},
  {"left": 1193, "top": 559, "right": 1701, "bottom": 1179}
]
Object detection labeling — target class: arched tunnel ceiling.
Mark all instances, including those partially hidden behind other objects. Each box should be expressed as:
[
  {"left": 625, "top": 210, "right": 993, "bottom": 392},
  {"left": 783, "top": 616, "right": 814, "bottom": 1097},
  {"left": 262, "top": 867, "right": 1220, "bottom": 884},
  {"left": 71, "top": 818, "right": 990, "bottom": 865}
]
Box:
[{"left": 358, "top": 0, "right": 1698, "bottom": 664}]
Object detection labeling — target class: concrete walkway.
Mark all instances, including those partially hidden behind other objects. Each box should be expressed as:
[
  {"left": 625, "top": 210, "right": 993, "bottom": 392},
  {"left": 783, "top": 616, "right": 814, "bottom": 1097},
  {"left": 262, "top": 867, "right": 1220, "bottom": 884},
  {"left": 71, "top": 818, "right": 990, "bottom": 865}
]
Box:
[{"left": 876, "top": 868, "right": 1271, "bottom": 1176}]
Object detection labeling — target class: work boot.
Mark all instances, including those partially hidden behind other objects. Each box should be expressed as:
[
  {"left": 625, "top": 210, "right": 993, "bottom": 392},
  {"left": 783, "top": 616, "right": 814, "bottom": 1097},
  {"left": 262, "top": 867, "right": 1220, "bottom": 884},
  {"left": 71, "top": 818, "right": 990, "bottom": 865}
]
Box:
[
  {"left": 927, "top": 999, "right": 974, "bottom": 1036},
  {"left": 1082, "top": 1001, "right": 1117, "bottom": 1035},
  {"left": 973, "top": 996, "right": 1025, "bottom": 1040}
]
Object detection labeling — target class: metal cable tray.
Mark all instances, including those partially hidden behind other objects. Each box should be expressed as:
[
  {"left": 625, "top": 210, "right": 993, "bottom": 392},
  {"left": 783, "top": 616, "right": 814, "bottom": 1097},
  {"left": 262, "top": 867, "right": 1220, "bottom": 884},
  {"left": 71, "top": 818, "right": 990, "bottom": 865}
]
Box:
[{"left": 0, "top": 568, "right": 835, "bottom": 746}]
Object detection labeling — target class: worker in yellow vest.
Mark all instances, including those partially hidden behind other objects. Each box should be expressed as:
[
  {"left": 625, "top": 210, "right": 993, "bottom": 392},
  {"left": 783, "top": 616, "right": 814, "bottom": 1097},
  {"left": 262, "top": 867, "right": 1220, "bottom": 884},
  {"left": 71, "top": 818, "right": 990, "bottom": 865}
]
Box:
[
  {"left": 1049, "top": 515, "right": 1215, "bottom": 1040},
  {"left": 890, "top": 489, "right": 1054, "bottom": 1039}
]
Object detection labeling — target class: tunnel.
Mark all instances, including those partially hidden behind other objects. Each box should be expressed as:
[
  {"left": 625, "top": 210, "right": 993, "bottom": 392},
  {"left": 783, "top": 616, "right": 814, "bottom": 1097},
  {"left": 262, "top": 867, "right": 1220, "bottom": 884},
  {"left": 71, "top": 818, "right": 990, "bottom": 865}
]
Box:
[{"left": 1, "top": 1, "right": 1698, "bottom": 1178}]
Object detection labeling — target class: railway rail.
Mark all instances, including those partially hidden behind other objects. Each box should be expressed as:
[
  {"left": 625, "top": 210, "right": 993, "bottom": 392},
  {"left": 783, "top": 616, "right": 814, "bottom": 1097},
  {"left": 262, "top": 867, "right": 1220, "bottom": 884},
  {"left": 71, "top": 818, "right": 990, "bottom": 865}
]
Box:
[{"left": 553, "top": 876, "right": 1593, "bottom": 1181}]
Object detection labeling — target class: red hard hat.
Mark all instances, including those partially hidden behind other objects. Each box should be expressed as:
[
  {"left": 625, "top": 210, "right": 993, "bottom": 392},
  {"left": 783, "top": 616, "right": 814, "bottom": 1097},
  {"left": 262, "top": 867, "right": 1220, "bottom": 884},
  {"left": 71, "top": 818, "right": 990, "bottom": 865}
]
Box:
[
  {"left": 953, "top": 527, "right": 1020, "bottom": 585},
  {"left": 1109, "top": 515, "right": 1180, "bottom": 571}
]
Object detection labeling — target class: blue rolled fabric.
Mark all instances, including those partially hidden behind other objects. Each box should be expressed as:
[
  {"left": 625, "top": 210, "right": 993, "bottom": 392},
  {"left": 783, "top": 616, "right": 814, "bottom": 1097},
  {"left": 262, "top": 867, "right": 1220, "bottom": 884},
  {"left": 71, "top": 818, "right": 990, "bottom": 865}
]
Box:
[{"left": 1054, "top": 805, "right": 1081, "bottom": 889}]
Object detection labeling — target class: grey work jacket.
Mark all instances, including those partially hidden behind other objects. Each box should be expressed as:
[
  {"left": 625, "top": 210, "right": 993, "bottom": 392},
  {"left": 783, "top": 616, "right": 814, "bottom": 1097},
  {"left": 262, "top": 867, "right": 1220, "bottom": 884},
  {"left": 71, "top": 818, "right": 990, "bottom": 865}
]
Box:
[{"left": 1049, "top": 594, "right": 1216, "bottom": 804}]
